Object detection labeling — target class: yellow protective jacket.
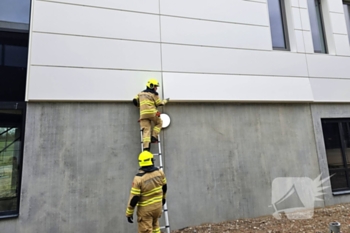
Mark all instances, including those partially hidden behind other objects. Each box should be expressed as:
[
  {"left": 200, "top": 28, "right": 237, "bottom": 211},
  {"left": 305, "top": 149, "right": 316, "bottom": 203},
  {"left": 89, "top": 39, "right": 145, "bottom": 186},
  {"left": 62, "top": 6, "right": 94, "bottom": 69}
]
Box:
[
  {"left": 133, "top": 89, "right": 168, "bottom": 119},
  {"left": 126, "top": 167, "right": 167, "bottom": 217}
]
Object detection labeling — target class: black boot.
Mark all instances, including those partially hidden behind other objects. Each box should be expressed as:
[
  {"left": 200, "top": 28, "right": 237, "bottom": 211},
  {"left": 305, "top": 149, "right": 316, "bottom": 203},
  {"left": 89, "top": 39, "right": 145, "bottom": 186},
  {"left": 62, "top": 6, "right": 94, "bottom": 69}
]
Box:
[
  {"left": 151, "top": 136, "right": 159, "bottom": 143},
  {"left": 143, "top": 147, "right": 150, "bottom": 151}
]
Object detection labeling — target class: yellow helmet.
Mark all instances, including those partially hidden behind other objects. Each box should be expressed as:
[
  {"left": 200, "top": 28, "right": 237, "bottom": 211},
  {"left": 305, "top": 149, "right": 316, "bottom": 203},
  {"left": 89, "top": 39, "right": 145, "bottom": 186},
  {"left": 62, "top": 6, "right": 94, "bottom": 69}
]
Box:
[
  {"left": 138, "top": 151, "right": 154, "bottom": 167},
  {"left": 146, "top": 79, "right": 159, "bottom": 89}
]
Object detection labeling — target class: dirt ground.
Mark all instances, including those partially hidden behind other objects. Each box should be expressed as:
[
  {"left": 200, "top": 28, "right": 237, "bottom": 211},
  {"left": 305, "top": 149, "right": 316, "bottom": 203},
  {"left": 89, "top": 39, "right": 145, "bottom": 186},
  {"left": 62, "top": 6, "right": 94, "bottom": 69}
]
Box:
[{"left": 172, "top": 203, "right": 350, "bottom": 233}]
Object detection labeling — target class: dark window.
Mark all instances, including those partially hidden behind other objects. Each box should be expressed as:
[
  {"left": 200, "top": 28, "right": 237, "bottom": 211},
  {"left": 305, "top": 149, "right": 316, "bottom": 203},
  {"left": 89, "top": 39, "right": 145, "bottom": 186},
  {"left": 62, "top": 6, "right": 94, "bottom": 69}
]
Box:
[
  {"left": 307, "top": 0, "right": 327, "bottom": 53},
  {"left": 0, "top": 103, "right": 25, "bottom": 218},
  {"left": 0, "top": 0, "right": 30, "bottom": 219},
  {"left": 322, "top": 119, "right": 350, "bottom": 194},
  {"left": 344, "top": 1, "right": 350, "bottom": 43},
  {"left": 267, "top": 0, "right": 289, "bottom": 50},
  {"left": 0, "top": 44, "right": 2, "bottom": 64},
  {"left": 4, "top": 45, "right": 28, "bottom": 68},
  {"left": 0, "top": 31, "right": 29, "bottom": 102}
]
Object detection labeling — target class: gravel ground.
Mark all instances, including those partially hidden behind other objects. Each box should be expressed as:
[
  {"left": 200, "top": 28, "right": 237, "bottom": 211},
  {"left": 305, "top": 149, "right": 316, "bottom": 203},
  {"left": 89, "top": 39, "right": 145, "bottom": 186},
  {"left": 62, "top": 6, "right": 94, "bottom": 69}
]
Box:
[{"left": 172, "top": 203, "right": 350, "bottom": 233}]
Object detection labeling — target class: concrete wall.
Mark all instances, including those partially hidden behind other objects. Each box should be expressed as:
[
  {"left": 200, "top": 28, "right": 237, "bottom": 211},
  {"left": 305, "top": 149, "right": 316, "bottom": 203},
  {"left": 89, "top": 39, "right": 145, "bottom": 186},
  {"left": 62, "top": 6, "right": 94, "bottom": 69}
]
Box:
[
  {"left": 0, "top": 102, "right": 326, "bottom": 232},
  {"left": 164, "top": 103, "right": 322, "bottom": 229},
  {"left": 0, "top": 103, "right": 142, "bottom": 233}
]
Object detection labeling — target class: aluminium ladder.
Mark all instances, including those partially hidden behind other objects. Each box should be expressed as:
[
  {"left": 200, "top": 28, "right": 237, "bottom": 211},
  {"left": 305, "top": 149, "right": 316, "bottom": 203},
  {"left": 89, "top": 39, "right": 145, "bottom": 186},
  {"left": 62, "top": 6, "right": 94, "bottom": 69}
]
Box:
[{"left": 140, "top": 129, "right": 171, "bottom": 233}]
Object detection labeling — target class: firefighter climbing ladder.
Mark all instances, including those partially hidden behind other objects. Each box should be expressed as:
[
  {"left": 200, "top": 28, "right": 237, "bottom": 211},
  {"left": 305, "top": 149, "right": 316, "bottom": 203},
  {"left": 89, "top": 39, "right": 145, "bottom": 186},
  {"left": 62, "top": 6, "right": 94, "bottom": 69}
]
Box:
[{"left": 140, "top": 129, "right": 171, "bottom": 233}]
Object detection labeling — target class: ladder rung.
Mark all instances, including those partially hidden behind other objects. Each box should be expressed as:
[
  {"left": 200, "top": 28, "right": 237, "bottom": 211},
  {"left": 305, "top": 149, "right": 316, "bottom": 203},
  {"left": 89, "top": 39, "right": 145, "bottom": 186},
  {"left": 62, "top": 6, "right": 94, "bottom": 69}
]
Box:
[{"left": 160, "top": 226, "right": 170, "bottom": 229}]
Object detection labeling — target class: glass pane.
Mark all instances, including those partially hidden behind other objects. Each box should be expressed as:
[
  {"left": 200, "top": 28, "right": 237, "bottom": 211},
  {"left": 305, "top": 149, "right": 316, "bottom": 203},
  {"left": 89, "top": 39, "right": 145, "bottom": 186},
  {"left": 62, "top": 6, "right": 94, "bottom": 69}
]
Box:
[
  {"left": 0, "top": 44, "right": 2, "bottom": 65},
  {"left": 322, "top": 122, "right": 344, "bottom": 169},
  {"left": 344, "top": 3, "right": 350, "bottom": 43},
  {"left": 329, "top": 170, "right": 349, "bottom": 190},
  {"left": 0, "top": 110, "right": 22, "bottom": 214},
  {"left": 342, "top": 122, "right": 350, "bottom": 167},
  {"left": 4, "top": 45, "right": 28, "bottom": 68},
  {"left": 307, "top": 0, "right": 327, "bottom": 53},
  {"left": 268, "top": 0, "right": 287, "bottom": 49},
  {"left": 0, "top": 0, "right": 31, "bottom": 24}
]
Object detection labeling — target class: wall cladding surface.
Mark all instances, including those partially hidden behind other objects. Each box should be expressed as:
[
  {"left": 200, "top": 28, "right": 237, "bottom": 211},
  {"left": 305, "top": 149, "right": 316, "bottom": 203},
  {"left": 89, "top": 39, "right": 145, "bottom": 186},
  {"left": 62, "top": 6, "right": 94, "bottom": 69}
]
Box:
[
  {"left": 27, "top": 0, "right": 350, "bottom": 102},
  {"left": 164, "top": 103, "right": 322, "bottom": 229},
  {"left": 12, "top": 103, "right": 142, "bottom": 233},
  {"left": 0, "top": 103, "right": 325, "bottom": 231}
]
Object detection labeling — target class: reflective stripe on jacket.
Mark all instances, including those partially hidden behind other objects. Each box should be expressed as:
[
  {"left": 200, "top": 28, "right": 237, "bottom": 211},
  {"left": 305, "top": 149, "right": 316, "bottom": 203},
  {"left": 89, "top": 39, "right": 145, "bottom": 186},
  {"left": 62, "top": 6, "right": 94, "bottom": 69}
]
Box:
[
  {"left": 133, "top": 90, "right": 167, "bottom": 119},
  {"left": 126, "top": 169, "right": 167, "bottom": 217}
]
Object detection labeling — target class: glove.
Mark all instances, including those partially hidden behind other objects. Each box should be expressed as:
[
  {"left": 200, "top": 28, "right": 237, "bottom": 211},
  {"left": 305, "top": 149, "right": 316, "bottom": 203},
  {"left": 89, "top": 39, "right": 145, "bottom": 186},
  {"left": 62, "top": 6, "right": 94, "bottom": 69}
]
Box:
[
  {"left": 162, "top": 199, "right": 166, "bottom": 206},
  {"left": 132, "top": 99, "right": 139, "bottom": 107},
  {"left": 156, "top": 111, "right": 161, "bottom": 117},
  {"left": 127, "top": 216, "right": 133, "bottom": 223},
  {"left": 165, "top": 98, "right": 170, "bottom": 102}
]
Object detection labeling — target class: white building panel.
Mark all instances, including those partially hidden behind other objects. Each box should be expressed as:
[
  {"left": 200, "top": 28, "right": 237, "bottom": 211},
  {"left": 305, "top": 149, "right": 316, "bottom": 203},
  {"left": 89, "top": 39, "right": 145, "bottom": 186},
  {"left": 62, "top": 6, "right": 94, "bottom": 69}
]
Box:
[
  {"left": 334, "top": 34, "right": 350, "bottom": 56},
  {"left": 27, "top": 66, "right": 161, "bottom": 101},
  {"left": 295, "top": 30, "right": 305, "bottom": 53},
  {"left": 291, "top": 7, "right": 302, "bottom": 30},
  {"left": 24, "top": 0, "right": 350, "bottom": 103},
  {"left": 298, "top": 0, "right": 307, "bottom": 9},
  {"left": 326, "top": 0, "right": 344, "bottom": 14},
  {"left": 33, "top": 1, "right": 160, "bottom": 42},
  {"left": 41, "top": 0, "right": 159, "bottom": 14},
  {"left": 161, "top": 44, "right": 308, "bottom": 77},
  {"left": 290, "top": 0, "right": 299, "bottom": 8},
  {"left": 330, "top": 12, "right": 348, "bottom": 35},
  {"left": 307, "top": 54, "right": 350, "bottom": 79},
  {"left": 160, "top": 16, "right": 271, "bottom": 50},
  {"left": 160, "top": 0, "right": 269, "bottom": 26},
  {"left": 303, "top": 31, "right": 314, "bottom": 53},
  {"left": 300, "top": 8, "right": 311, "bottom": 31},
  {"left": 30, "top": 33, "right": 161, "bottom": 71},
  {"left": 163, "top": 73, "right": 313, "bottom": 102},
  {"left": 310, "top": 78, "right": 350, "bottom": 102}
]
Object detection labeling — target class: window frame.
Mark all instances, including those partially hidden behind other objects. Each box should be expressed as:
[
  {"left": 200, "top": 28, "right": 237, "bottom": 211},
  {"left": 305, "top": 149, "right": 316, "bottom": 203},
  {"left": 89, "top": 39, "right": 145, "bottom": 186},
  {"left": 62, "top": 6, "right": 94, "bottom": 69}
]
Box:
[
  {"left": 0, "top": 102, "right": 26, "bottom": 219},
  {"left": 267, "top": 0, "right": 290, "bottom": 50},
  {"left": 308, "top": 0, "right": 328, "bottom": 53},
  {"left": 343, "top": 1, "right": 350, "bottom": 43},
  {"left": 321, "top": 118, "right": 350, "bottom": 195}
]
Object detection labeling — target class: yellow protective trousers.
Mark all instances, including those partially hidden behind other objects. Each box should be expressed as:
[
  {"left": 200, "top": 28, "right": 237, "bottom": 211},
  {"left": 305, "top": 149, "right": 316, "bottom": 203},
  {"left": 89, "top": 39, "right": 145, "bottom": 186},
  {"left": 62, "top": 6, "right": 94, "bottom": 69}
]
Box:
[
  {"left": 137, "top": 206, "right": 162, "bottom": 233},
  {"left": 140, "top": 116, "right": 163, "bottom": 149}
]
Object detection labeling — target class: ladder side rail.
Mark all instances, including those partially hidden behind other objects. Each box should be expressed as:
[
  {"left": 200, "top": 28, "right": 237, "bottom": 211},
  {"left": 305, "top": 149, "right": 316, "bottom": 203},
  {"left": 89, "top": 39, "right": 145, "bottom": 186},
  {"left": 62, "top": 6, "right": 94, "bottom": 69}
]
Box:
[{"left": 157, "top": 135, "right": 170, "bottom": 233}]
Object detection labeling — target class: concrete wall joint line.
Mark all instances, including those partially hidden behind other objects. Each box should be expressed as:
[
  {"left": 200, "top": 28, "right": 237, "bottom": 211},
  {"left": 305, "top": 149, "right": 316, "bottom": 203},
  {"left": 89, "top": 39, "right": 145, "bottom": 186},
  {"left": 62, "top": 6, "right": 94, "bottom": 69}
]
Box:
[
  {"left": 30, "top": 64, "right": 162, "bottom": 72},
  {"left": 159, "top": 14, "right": 270, "bottom": 28},
  {"left": 36, "top": 0, "right": 162, "bottom": 16},
  {"left": 242, "top": 0, "right": 266, "bottom": 4},
  {"left": 30, "top": 65, "right": 315, "bottom": 78},
  {"left": 31, "top": 31, "right": 162, "bottom": 44},
  {"left": 333, "top": 32, "right": 349, "bottom": 36}
]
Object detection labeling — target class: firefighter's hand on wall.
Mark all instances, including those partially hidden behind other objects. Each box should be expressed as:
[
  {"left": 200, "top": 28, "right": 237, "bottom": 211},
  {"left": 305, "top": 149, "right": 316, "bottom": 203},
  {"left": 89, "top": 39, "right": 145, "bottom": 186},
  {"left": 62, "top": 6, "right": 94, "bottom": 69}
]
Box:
[
  {"left": 156, "top": 111, "right": 161, "bottom": 117},
  {"left": 162, "top": 199, "right": 166, "bottom": 206},
  {"left": 127, "top": 216, "right": 133, "bottom": 223}
]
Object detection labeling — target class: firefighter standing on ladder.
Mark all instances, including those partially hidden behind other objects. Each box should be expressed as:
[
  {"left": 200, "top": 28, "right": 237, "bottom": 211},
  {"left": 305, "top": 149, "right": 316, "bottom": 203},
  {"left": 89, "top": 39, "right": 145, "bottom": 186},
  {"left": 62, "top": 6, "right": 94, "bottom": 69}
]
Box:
[
  {"left": 133, "top": 79, "right": 169, "bottom": 151},
  {"left": 126, "top": 151, "right": 167, "bottom": 233}
]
